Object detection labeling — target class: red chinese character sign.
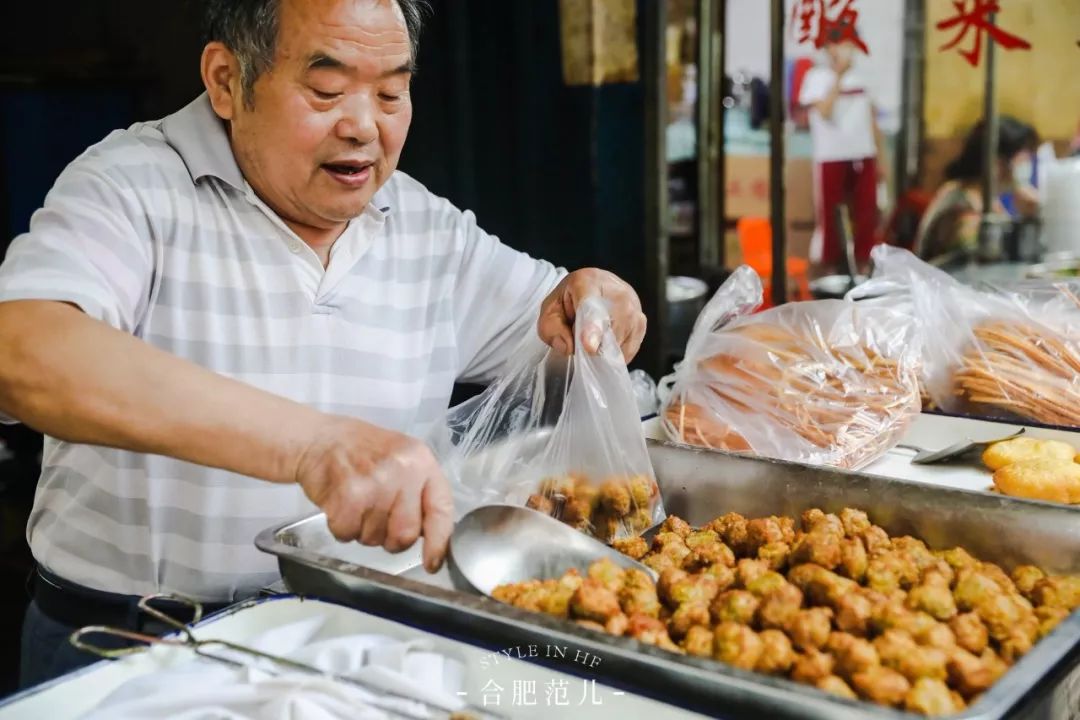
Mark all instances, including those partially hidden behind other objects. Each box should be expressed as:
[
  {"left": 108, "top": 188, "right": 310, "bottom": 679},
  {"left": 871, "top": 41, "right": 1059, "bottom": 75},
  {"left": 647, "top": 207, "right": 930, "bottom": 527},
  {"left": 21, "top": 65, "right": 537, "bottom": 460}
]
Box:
[
  {"left": 791, "top": 0, "right": 869, "bottom": 54},
  {"left": 936, "top": 0, "right": 1031, "bottom": 67}
]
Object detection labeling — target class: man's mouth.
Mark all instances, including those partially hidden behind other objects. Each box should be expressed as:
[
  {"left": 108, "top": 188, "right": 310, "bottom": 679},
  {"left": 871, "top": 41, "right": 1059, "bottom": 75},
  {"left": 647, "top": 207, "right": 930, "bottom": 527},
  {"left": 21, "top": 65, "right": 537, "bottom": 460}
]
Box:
[{"left": 321, "top": 160, "right": 374, "bottom": 187}]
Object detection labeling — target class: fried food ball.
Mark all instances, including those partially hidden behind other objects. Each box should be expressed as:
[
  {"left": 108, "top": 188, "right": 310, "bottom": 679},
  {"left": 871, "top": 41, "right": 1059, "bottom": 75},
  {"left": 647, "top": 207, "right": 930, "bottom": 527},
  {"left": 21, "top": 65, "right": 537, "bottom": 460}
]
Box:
[
  {"left": 587, "top": 558, "right": 626, "bottom": 593},
  {"left": 816, "top": 675, "right": 858, "bottom": 700},
  {"left": 757, "top": 541, "right": 792, "bottom": 571},
  {"left": 755, "top": 583, "right": 804, "bottom": 631},
  {"left": 605, "top": 612, "right": 629, "bottom": 636},
  {"left": 562, "top": 497, "right": 594, "bottom": 525},
  {"left": 685, "top": 529, "right": 720, "bottom": 549},
  {"left": 851, "top": 666, "right": 911, "bottom": 707},
  {"left": 539, "top": 583, "right": 578, "bottom": 617},
  {"left": 1030, "top": 576, "right": 1080, "bottom": 611},
  {"left": 978, "top": 563, "right": 1018, "bottom": 595},
  {"left": 923, "top": 561, "right": 956, "bottom": 588},
  {"left": 682, "top": 625, "right": 714, "bottom": 658},
  {"left": 974, "top": 593, "right": 1029, "bottom": 642},
  {"left": 1035, "top": 605, "right": 1069, "bottom": 638},
  {"left": 660, "top": 514, "right": 692, "bottom": 538},
  {"left": 917, "top": 622, "right": 958, "bottom": 651},
  {"left": 624, "top": 507, "right": 654, "bottom": 534},
  {"left": 1011, "top": 565, "right": 1046, "bottom": 599},
  {"left": 708, "top": 512, "right": 749, "bottom": 555},
  {"left": 670, "top": 601, "right": 712, "bottom": 639},
  {"left": 999, "top": 623, "right": 1037, "bottom": 663},
  {"left": 839, "top": 537, "right": 869, "bottom": 582},
  {"left": 993, "top": 458, "right": 1080, "bottom": 504},
  {"left": 710, "top": 590, "right": 761, "bottom": 626},
  {"left": 905, "top": 677, "right": 961, "bottom": 716},
  {"left": 982, "top": 437, "right": 1077, "bottom": 471},
  {"left": 713, "top": 622, "right": 764, "bottom": 671},
  {"left": 570, "top": 579, "right": 622, "bottom": 623},
  {"left": 793, "top": 565, "right": 859, "bottom": 607},
  {"left": 627, "top": 613, "right": 680, "bottom": 653},
  {"left": 657, "top": 568, "right": 689, "bottom": 605},
  {"left": 791, "top": 648, "right": 836, "bottom": 684},
  {"left": 618, "top": 571, "right": 661, "bottom": 618},
  {"left": 736, "top": 558, "right": 771, "bottom": 588},
  {"left": 668, "top": 573, "right": 721, "bottom": 608},
  {"left": 745, "top": 517, "right": 788, "bottom": 555},
  {"left": 703, "top": 562, "right": 737, "bottom": 592},
  {"left": 787, "top": 607, "right": 834, "bottom": 651},
  {"left": 628, "top": 475, "right": 657, "bottom": 510},
  {"left": 839, "top": 508, "right": 872, "bottom": 538},
  {"left": 591, "top": 512, "right": 623, "bottom": 543},
  {"left": 946, "top": 648, "right": 995, "bottom": 698},
  {"left": 937, "top": 547, "right": 979, "bottom": 576},
  {"left": 907, "top": 582, "right": 959, "bottom": 621},
  {"left": 790, "top": 530, "right": 843, "bottom": 570},
  {"left": 612, "top": 536, "right": 649, "bottom": 560},
  {"left": 745, "top": 571, "right": 788, "bottom": 598},
  {"left": 525, "top": 493, "right": 555, "bottom": 516},
  {"left": 874, "top": 629, "right": 917, "bottom": 667},
  {"left": 885, "top": 640, "right": 948, "bottom": 683},
  {"left": 682, "top": 540, "right": 736, "bottom": 572},
  {"left": 598, "top": 478, "right": 632, "bottom": 515},
  {"left": 653, "top": 531, "right": 687, "bottom": 550},
  {"left": 643, "top": 552, "right": 677, "bottom": 574},
  {"left": 755, "top": 629, "right": 796, "bottom": 675},
  {"left": 953, "top": 569, "right": 1004, "bottom": 612},
  {"left": 866, "top": 552, "right": 920, "bottom": 593},
  {"left": 834, "top": 592, "right": 874, "bottom": 636},
  {"left": 827, "top": 632, "right": 881, "bottom": 679},
  {"left": 801, "top": 509, "right": 844, "bottom": 536},
  {"left": 859, "top": 525, "right": 892, "bottom": 556},
  {"left": 891, "top": 536, "right": 937, "bottom": 571}
]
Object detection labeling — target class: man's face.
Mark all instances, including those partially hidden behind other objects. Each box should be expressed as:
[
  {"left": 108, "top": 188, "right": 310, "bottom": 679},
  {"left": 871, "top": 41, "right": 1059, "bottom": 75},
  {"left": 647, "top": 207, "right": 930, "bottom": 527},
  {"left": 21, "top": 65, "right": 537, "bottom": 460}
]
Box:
[{"left": 226, "top": 0, "right": 413, "bottom": 234}]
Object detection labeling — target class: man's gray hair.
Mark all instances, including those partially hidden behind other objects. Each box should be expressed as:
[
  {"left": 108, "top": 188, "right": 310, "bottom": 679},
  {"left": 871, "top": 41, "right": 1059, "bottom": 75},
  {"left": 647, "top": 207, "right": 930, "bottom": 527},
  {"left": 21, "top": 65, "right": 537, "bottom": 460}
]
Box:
[{"left": 202, "top": 0, "right": 429, "bottom": 107}]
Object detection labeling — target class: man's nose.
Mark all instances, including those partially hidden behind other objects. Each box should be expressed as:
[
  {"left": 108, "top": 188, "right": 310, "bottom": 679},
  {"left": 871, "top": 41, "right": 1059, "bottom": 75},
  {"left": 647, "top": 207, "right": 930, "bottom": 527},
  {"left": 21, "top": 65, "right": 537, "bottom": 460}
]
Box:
[{"left": 335, "top": 94, "right": 378, "bottom": 145}]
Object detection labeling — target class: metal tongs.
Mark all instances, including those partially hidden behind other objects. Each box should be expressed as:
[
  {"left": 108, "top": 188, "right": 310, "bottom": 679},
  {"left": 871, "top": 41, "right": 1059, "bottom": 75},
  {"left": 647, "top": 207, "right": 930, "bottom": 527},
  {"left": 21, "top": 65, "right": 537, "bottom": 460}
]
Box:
[{"left": 69, "top": 593, "right": 497, "bottom": 720}]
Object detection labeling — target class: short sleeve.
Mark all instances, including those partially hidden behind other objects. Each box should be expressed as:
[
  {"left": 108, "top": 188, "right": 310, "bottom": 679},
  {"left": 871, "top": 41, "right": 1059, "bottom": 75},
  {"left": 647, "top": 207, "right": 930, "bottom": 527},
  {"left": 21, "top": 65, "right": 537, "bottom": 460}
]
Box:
[
  {"left": 799, "top": 68, "right": 831, "bottom": 107},
  {"left": 0, "top": 143, "right": 155, "bottom": 334},
  {"left": 452, "top": 210, "right": 563, "bottom": 384}
]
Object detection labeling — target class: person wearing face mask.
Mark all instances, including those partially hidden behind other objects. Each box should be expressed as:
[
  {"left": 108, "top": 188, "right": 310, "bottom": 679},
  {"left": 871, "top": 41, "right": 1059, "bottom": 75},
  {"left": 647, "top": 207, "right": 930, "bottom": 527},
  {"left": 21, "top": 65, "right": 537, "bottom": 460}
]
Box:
[
  {"left": 915, "top": 116, "right": 1039, "bottom": 264},
  {"left": 798, "top": 25, "right": 887, "bottom": 274}
]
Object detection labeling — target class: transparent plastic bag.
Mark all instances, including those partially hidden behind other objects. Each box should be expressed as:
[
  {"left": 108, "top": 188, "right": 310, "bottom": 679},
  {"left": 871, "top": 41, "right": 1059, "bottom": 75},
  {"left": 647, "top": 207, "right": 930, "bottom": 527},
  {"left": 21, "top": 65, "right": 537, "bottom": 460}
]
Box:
[
  {"left": 663, "top": 265, "right": 921, "bottom": 469},
  {"left": 850, "top": 246, "right": 1080, "bottom": 427},
  {"left": 443, "top": 297, "right": 663, "bottom": 542}
]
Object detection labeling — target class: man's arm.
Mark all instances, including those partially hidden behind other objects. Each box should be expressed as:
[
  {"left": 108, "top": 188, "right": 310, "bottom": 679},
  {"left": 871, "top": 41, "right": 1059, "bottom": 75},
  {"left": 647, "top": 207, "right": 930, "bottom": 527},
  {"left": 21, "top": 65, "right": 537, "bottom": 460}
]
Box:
[
  {"left": 812, "top": 75, "right": 844, "bottom": 121},
  {"left": 872, "top": 109, "right": 889, "bottom": 184},
  {"left": 0, "top": 300, "right": 316, "bottom": 483}
]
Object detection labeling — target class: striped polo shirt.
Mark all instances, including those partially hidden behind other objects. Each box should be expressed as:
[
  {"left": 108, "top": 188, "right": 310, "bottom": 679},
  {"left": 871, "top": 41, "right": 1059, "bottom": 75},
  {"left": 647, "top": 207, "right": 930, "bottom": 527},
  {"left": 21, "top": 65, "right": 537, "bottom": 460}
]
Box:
[{"left": 0, "top": 94, "right": 560, "bottom": 601}]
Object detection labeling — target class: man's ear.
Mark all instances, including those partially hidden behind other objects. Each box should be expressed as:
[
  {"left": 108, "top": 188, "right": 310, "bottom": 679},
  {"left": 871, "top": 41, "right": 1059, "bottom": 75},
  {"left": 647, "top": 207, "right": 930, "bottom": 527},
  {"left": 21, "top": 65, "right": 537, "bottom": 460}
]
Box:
[{"left": 201, "top": 42, "right": 241, "bottom": 120}]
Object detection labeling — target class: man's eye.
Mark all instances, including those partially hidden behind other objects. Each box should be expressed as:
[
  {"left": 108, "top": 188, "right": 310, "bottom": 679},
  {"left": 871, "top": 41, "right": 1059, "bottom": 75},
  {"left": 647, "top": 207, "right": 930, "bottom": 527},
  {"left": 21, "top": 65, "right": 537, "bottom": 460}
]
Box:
[
  {"left": 379, "top": 93, "right": 402, "bottom": 102},
  {"left": 312, "top": 89, "right": 342, "bottom": 100}
]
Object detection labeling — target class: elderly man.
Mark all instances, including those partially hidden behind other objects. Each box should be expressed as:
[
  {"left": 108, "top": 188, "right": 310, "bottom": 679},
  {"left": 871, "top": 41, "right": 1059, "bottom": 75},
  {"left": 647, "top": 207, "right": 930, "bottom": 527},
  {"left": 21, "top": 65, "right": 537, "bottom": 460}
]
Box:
[{"left": 0, "top": 0, "right": 646, "bottom": 687}]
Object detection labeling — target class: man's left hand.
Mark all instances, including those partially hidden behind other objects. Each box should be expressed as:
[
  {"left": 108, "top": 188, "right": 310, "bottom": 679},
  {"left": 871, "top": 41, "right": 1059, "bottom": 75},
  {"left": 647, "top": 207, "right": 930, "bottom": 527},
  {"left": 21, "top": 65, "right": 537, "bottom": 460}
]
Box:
[{"left": 537, "top": 269, "right": 646, "bottom": 363}]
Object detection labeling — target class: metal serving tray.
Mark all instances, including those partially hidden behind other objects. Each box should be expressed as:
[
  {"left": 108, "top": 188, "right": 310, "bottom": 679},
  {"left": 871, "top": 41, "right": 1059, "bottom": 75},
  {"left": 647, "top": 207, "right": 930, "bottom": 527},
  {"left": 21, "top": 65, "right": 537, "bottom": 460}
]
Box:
[{"left": 256, "top": 441, "right": 1080, "bottom": 720}]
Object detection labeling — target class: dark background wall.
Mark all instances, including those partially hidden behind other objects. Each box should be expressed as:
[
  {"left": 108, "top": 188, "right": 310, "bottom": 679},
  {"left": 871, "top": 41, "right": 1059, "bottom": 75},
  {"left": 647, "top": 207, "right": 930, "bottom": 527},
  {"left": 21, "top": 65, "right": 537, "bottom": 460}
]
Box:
[{"left": 0, "top": 0, "right": 650, "bottom": 697}]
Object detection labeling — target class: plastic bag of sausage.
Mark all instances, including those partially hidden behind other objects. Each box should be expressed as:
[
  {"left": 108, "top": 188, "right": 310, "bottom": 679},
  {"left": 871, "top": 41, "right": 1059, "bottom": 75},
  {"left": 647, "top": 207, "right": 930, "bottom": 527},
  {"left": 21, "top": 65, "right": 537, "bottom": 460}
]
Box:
[
  {"left": 440, "top": 296, "right": 664, "bottom": 542},
  {"left": 662, "top": 265, "right": 922, "bottom": 469}
]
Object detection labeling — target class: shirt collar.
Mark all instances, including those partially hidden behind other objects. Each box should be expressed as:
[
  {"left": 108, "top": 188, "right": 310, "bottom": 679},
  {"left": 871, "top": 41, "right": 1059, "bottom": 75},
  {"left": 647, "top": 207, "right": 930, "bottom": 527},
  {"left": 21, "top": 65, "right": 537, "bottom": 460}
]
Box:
[{"left": 162, "top": 92, "right": 394, "bottom": 216}]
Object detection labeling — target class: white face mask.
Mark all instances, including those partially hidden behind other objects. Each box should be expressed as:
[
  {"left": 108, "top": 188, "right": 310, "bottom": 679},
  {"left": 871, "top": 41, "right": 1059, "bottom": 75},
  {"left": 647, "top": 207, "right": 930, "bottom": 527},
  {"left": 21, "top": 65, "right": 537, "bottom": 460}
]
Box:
[{"left": 1012, "top": 157, "right": 1033, "bottom": 187}]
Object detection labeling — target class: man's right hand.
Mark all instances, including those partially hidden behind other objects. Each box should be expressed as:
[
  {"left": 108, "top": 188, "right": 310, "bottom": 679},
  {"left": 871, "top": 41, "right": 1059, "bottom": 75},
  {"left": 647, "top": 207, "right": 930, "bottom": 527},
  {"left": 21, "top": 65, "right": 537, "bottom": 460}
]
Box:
[{"left": 292, "top": 417, "right": 454, "bottom": 573}]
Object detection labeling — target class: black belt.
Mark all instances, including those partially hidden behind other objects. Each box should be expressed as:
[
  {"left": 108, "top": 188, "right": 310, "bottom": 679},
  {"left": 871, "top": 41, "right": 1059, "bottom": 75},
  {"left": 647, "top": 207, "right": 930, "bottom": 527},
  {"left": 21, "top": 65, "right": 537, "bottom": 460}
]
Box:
[{"left": 32, "top": 566, "right": 230, "bottom": 632}]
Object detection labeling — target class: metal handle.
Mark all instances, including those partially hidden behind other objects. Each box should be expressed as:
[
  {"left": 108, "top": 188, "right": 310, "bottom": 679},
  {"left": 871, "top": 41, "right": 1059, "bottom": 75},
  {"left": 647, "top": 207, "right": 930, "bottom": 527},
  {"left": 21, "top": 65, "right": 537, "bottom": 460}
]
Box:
[{"left": 68, "top": 625, "right": 188, "bottom": 659}]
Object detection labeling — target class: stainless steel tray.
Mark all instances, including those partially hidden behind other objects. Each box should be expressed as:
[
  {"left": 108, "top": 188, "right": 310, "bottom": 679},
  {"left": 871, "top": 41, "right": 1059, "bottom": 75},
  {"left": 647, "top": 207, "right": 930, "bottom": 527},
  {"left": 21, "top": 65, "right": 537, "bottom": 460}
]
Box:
[{"left": 256, "top": 440, "right": 1080, "bottom": 720}]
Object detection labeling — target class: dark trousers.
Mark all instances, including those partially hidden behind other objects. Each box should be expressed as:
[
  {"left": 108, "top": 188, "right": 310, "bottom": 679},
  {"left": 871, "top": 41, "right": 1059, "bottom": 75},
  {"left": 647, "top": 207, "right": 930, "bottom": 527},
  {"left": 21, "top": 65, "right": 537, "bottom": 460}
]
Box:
[
  {"left": 19, "top": 568, "right": 227, "bottom": 689},
  {"left": 19, "top": 599, "right": 113, "bottom": 689}
]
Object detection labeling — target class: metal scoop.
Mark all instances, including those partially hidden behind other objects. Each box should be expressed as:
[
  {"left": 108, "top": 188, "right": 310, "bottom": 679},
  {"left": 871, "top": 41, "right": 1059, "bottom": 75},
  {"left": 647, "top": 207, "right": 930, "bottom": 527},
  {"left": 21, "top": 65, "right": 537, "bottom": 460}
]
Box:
[
  {"left": 447, "top": 505, "right": 657, "bottom": 597},
  {"left": 896, "top": 428, "right": 1025, "bottom": 465}
]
